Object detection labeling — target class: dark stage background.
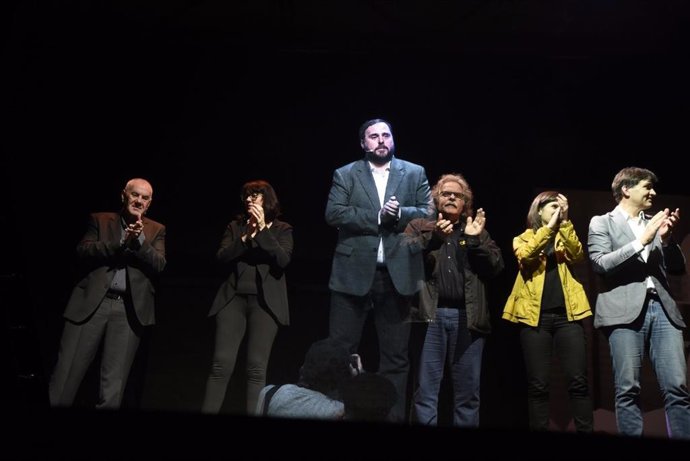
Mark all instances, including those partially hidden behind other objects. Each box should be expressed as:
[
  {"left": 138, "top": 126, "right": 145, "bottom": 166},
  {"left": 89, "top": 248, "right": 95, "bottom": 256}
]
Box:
[{"left": 4, "top": 1, "right": 690, "bottom": 457}]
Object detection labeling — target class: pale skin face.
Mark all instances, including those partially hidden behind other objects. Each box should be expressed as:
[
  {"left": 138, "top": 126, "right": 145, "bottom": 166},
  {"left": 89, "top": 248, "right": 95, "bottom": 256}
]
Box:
[
  {"left": 437, "top": 181, "right": 466, "bottom": 223},
  {"left": 621, "top": 179, "right": 656, "bottom": 215},
  {"left": 620, "top": 179, "right": 680, "bottom": 246},
  {"left": 243, "top": 192, "right": 266, "bottom": 239},
  {"left": 361, "top": 122, "right": 395, "bottom": 162},
  {"left": 121, "top": 179, "right": 152, "bottom": 223},
  {"left": 539, "top": 194, "right": 569, "bottom": 230},
  {"left": 434, "top": 180, "right": 486, "bottom": 237},
  {"left": 539, "top": 201, "right": 560, "bottom": 226}
]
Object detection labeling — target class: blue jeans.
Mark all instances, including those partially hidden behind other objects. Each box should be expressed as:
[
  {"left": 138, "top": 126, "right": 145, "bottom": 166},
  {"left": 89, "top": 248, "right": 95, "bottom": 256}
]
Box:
[
  {"left": 607, "top": 296, "right": 690, "bottom": 439},
  {"left": 414, "top": 307, "right": 485, "bottom": 427}
]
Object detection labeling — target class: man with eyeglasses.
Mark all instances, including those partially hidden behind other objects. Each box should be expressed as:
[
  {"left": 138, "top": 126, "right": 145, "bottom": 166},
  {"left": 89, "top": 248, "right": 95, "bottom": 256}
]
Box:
[
  {"left": 404, "top": 173, "right": 504, "bottom": 427},
  {"left": 325, "top": 118, "right": 433, "bottom": 422}
]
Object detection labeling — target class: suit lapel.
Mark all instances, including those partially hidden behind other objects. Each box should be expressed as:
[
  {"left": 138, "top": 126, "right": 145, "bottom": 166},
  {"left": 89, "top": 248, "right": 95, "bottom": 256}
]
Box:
[
  {"left": 611, "top": 211, "right": 636, "bottom": 244},
  {"left": 354, "top": 159, "right": 381, "bottom": 208},
  {"left": 142, "top": 217, "right": 155, "bottom": 241},
  {"left": 108, "top": 214, "right": 123, "bottom": 242},
  {"left": 385, "top": 157, "right": 404, "bottom": 199},
  {"left": 611, "top": 211, "right": 644, "bottom": 261}
]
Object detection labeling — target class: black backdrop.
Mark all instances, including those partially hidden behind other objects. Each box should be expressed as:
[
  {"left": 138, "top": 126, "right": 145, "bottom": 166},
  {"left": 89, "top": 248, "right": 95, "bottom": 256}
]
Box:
[{"left": 4, "top": 0, "right": 690, "bottom": 436}]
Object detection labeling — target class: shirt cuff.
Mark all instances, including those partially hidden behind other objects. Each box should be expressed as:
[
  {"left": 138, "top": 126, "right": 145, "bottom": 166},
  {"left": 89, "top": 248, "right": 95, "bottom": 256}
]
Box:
[{"left": 631, "top": 240, "right": 644, "bottom": 253}]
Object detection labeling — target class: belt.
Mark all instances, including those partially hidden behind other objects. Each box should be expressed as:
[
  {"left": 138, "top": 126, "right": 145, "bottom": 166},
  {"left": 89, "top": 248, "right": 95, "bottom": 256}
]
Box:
[{"left": 104, "top": 291, "right": 125, "bottom": 300}]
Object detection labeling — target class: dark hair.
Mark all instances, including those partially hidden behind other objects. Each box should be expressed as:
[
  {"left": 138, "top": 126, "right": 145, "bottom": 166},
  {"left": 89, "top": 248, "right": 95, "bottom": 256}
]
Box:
[
  {"left": 526, "top": 191, "right": 559, "bottom": 230},
  {"left": 611, "top": 166, "right": 658, "bottom": 203},
  {"left": 358, "top": 118, "right": 393, "bottom": 142},
  {"left": 240, "top": 179, "right": 281, "bottom": 222},
  {"left": 297, "top": 338, "right": 352, "bottom": 399},
  {"left": 341, "top": 373, "right": 397, "bottom": 422},
  {"left": 431, "top": 173, "right": 474, "bottom": 219}
]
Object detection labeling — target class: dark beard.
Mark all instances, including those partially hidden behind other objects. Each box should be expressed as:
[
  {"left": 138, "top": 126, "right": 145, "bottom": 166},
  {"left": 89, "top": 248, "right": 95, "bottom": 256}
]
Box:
[{"left": 364, "top": 147, "right": 394, "bottom": 165}]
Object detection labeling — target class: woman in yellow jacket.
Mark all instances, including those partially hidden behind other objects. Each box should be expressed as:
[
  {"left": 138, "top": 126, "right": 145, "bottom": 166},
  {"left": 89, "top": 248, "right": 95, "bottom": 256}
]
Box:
[{"left": 503, "top": 191, "right": 593, "bottom": 433}]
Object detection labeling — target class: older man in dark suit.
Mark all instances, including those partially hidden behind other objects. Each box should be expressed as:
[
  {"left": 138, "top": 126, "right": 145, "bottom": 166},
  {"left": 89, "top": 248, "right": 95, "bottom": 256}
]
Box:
[
  {"left": 49, "top": 178, "right": 166, "bottom": 409},
  {"left": 588, "top": 166, "right": 690, "bottom": 438},
  {"left": 325, "top": 118, "right": 433, "bottom": 422}
]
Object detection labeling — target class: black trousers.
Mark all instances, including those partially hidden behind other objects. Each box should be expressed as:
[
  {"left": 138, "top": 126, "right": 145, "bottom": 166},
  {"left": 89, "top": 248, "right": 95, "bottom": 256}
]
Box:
[
  {"left": 519, "top": 311, "right": 593, "bottom": 433},
  {"left": 49, "top": 296, "right": 141, "bottom": 409},
  {"left": 329, "top": 268, "right": 411, "bottom": 423}
]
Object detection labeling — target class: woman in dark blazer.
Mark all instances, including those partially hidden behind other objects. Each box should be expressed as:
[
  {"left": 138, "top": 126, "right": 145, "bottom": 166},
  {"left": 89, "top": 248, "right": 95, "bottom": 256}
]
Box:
[{"left": 201, "top": 180, "right": 293, "bottom": 414}]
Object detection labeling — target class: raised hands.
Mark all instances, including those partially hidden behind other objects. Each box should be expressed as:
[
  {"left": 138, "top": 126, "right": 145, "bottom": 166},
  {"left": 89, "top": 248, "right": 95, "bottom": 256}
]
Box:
[
  {"left": 464, "top": 208, "right": 486, "bottom": 236},
  {"left": 247, "top": 202, "right": 266, "bottom": 233},
  {"left": 642, "top": 207, "right": 680, "bottom": 245},
  {"left": 124, "top": 210, "right": 144, "bottom": 245},
  {"left": 435, "top": 212, "right": 455, "bottom": 237},
  {"left": 435, "top": 208, "right": 487, "bottom": 237},
  {"left": 380, "top": 195, "right": 400, "bottom": 224},
  {"left": 545, "top": 194, "right": 570, "bottom": 230},
  {"left": 556, "top": 194, "right": 569, "bottom": 222},
  {"left": 659, "top": 208, "right": 680, "bottom": 243}
]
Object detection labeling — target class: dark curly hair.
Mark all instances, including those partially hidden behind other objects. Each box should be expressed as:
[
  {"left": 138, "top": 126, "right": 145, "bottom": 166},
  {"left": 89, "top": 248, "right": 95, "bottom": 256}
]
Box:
[
  {"left": 297, "top": 338, "right": 352, "bottom": 399},
  {"left": 341, "top": 372, "right": 398, "bottom": 422}
]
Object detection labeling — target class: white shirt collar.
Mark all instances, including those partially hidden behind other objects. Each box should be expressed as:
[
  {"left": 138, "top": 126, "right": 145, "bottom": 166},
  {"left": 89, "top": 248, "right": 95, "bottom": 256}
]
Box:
[
  {"left": 615, "top": 205, "right": 645, "bottom": 223},
  {"left": 368, "top": 160, "right": 391, "bottom": 172}
]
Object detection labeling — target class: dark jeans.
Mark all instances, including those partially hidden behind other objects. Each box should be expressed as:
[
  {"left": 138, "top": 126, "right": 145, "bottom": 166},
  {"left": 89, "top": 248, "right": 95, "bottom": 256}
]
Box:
[
  {"left": 329, "top": 268, "right": 411, "bottom": 423},
  {"left": 202, "top": 294, "right": 279, "bottom": 415},
  {"left": 520, "top": 311, "right": 593, "bottom": 433}
]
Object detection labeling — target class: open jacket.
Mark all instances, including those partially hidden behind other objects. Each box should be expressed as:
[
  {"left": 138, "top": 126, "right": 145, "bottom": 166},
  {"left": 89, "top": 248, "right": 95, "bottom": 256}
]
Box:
[
  {"left": 65, "top": 212, "right": 167, "bottom": 326},
  {"left": 325, "top": 156, "right": 433, "bottom": 297},
  {"left": 404, "top": 217, "right": 504, "bottom": 334},
  {"left": 208, "top": 218, "right": 293, "bottom": 326},
  {"left": 503, "top": 220, "right": 592, "bottom": 327},
  {"left": 588, "top": 209, "right": 686, "bottom": 329}
]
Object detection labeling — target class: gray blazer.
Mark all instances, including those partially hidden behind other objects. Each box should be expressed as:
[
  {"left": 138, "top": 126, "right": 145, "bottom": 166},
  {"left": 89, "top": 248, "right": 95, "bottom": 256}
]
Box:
[
  {"left": 325, "top": 156, "right": 433, "bottom": 297},
  {"left": 587, "top": 209, "right": 686, "bottom": 328}
]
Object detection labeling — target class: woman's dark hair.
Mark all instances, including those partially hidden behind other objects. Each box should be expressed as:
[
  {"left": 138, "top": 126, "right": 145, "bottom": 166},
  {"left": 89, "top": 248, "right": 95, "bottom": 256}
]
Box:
[
  {"left": 526, "top": 191, "right": 559, "bottom": 231},
  {"left": 240, "top": 179, "right": 281, "bottom": 222}
]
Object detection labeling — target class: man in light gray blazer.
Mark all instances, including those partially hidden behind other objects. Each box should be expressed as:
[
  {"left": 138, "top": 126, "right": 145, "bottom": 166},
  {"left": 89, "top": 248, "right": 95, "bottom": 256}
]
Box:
[
  {"left": 325, "top": 118, "right": 433, "bottom": 422},
  {"left": 588, "top": 166, "right": 690, "bottom": 438}
]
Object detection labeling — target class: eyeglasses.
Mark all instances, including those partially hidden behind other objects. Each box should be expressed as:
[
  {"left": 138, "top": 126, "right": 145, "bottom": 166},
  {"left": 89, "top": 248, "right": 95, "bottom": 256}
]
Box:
[
  {"left": 243, "top": 192, "right": 263, "bottom": 201},
  {"left": 439, "top": 191, "right": 466, "bottom": 200}
]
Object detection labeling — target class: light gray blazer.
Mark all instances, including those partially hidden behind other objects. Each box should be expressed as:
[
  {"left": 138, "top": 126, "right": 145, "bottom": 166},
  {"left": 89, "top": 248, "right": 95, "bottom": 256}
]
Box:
[{"left": 587, "top": 209, "right": 686, "bottom": 329}]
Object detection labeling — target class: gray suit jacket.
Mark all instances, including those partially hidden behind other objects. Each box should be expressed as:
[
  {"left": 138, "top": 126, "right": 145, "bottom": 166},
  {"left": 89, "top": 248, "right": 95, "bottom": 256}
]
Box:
[
  {"left": 325, "top": 156, "right": 433, "bottom": 297},
  {"left": 65, "top": 212, "right": 167, "bottom": 326},
  {"left": 588, "top": 209, "right": 686, "bottom": 328}
]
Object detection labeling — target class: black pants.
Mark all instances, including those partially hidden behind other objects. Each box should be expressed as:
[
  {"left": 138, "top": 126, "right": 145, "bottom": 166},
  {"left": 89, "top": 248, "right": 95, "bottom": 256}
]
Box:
[
  {"left": 49, "top": 296, "right": 141, "bottom": 409},
  {"left": 519, "top": 311, "right": 593, "bottom": 433},
  {"left": 202, "top": 294, "right": 279, "bottom": 415},
  {"left": 329, "top": 269, "right": 411, "bottom": 423}
]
